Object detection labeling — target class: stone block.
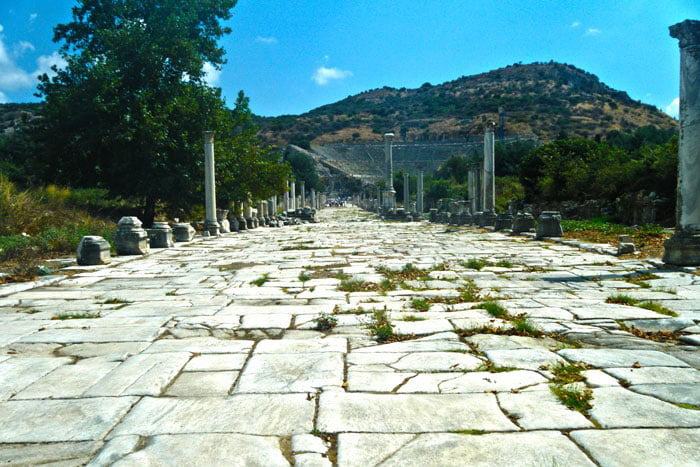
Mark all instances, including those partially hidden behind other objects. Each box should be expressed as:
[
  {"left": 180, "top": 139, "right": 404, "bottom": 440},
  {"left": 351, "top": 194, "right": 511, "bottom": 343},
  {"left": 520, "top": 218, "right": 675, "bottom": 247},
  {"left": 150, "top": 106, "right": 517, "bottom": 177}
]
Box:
[
  {"left": 76, "top": 236, "right": 111, "bottom": 266},
  {"left": 494, "top": 213, "right": 513, "bottom": 231},
  {"left": 511, "top": 212, "right": 535, "bottom": 233},
  {"left": 429, "top": 208, "right": 438, "bottom": 222},
  {"left": 146, "top": 222, "right": 174, "bottom": 248},
  {"left": 479, "top": 211, "right": 497, "bottom": 227},
  {"left": 536, "top": 211, "right": 563, "bottom": 239},
  {"left": 172, "top": 223, "right": 196, "bottom": 242},
  {"left": 114, "top": 216, "right": 149, "bottom": 256},
  {"left": 663, "top": 230, "right": 700, "bottom": 266}
]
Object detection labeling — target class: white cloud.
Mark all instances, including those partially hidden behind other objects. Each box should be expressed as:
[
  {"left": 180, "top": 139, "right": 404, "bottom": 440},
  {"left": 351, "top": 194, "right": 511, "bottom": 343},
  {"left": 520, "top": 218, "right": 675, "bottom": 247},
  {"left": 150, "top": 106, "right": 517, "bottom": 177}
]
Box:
[
  {"left": 312, "top": 66, "right": 352, "bottom": 86},
  {"left": 202, "top": 62, "right": 221, "bottom": 86},
  {"left": 0, "top": 35, "right": 66, "bottom": 91},
  {"left": 14, "top": 41, "right": 35, "bottom": 56},
  {"left": 0, "top": 24, "right": 4, "bottom": 33},
  {"left": 665, "top": 97, "right": 680, "bottom": 118},
  {"left": 29, "top": 13, "right": 38, "bottom": 23},
  {"left": 0, "top": 91, "right": 7, "bottom": 103},
  {"left": 35, "top": 51, "right": 67, "bottom": 79},
  {"left": 255, "top": 36, "right": 278, "bottom": 44},
  {"left": 571, "top": 21, "right": 581, "bottom": 28},
  {"left": 585, "top": 28, "right": 602, "bottom": 36}
]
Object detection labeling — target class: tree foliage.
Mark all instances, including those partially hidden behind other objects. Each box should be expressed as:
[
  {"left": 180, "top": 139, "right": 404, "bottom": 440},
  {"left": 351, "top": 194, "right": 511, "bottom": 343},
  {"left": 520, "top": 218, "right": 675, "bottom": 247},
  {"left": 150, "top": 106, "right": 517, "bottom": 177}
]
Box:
[{"left": 31, "top": 0, "right": 288, "bottom": 223}]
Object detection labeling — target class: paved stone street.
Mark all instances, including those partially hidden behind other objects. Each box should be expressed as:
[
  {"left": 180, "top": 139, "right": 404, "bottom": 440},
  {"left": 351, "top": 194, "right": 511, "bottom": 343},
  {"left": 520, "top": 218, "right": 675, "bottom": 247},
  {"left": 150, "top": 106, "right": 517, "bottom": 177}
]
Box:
[{"left": 1, "top": 206, "right": 699, "bottom": 466}]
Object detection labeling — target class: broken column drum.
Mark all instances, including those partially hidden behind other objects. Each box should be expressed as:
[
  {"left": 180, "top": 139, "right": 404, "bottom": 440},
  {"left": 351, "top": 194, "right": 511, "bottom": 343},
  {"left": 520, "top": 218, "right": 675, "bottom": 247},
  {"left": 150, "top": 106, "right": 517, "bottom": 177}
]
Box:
[
  {"left": 147, "top": 221, "right": 174, "bottom": 248},
  {"left": 536, "top": 211, "right": 564, "bottom": 239},
  {"left": 664, "top": 20, "right": 700, "bottom": 265},
  {"left": 511, "top": 212, "right": 535, "bottom": 234},
  {"left": 494, "top": 213, "right": 514, "bottom": 232},
  {"left": 115, "top": 216, "right": 149, "bottom": 255},
  {"left": 76, "top": 236, "right": 111, "bottom": 265},
  {"left": 173, "top": 223, "right": 196, "bottom": 242},
  {"left": 203, "top": 131, "right": 219, "bottom": 236}
]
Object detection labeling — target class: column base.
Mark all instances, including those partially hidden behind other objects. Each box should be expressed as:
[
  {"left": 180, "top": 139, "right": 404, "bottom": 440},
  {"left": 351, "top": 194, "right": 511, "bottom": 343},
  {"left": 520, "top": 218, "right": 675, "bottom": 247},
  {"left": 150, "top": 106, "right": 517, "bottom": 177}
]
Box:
[
  {"left": 204, "top": 221, "right": 220, "bottom": 237},
  {"left": 663, "top": 230, "right": 700, "bottom": 266}
]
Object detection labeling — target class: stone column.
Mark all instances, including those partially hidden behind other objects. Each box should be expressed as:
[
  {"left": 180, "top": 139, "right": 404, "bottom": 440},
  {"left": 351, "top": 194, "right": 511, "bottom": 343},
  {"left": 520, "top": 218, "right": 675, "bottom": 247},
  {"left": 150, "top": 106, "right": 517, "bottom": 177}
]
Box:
[
  {"left": 283, "top": 184, "right": 289, "bottom": 213},
  {"left": 482, "top": 124, "right": 496, "bottom": 214},
  {"left": 665, "top": 20, "right": 700, "bottom": 265},
  {"left": 203, "top": 131, "right": 219, "bottom": 236},
  {"left": 403, "top": 172, "right": 410, "bottom": 209},
  {"left": 384, "top": 133, "right": 396, "bottom": 210},
  {"left": 300, "top": 181, "right": 306, "bottom": 208},
  {"left": 290, "top": 180, "right": 296, "bottom": 211},
  {"left": 417, "top": 171, "right": 424, "bottom": 214},
  {"left": 311, "top": 189, "right": 316, "bottom": 210},
  {"left": 468, "top": 168, "right": 477, "bottom": 213}
]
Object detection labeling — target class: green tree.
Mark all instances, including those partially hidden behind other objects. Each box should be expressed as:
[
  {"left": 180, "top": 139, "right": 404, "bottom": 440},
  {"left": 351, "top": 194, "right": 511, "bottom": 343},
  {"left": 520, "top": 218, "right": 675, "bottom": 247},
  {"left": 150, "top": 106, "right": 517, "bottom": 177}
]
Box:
[
  {"left": 283, "top": 149, "right": 324, "bottom": 192},
  {"left": 33, "top": 0, "right": 286, "bottom": 224}
]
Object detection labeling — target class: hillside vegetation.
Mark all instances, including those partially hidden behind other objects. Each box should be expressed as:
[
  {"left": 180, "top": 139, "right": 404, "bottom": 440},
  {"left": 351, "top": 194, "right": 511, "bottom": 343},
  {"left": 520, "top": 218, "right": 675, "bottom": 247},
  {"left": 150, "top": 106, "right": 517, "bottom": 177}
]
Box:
[{"left": 254, "top": 61, "right": 675, "bottom": 147}]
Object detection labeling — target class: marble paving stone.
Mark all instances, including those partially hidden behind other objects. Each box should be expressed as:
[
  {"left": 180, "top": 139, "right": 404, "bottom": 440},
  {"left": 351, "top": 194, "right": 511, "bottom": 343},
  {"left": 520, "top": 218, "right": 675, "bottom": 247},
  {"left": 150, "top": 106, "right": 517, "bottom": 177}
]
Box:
[
  {"left": 235, "top": 353, "right": 343, "bottom": 393},
  {"left": 57, "top": 342, "right": 150, "bottom": 358},
  {"left": 112, "top": 434, "right": 288, "bottom": 466},
  {"left": 347, "top": 369, "right": 414, "bottom": 392},
  {"left": 571, "top": 428, "right": 700, "bottom": 467},
  {"left": 144, "top": 337, "right": 253, "bottom": 354},
  {"left": 18, "top": 326, "right": 164, "bottom": 344},
  {"left": 316, "top": 392, "right": 518, "bottom": 433},
  {"left": 0, "top": 441, "right": 102, "bottom": 466},
  {"left": 589, "top": 387, "right": 700, "bottom": 428},
  {"left": 0, "top": 397, "right": 138, "bottom": 442},
  {"left": 84, "top": 351, "right": 191, "bottom": 396},
  {"left": 345, "top": 432, "right": 595, "bottom": 467},
  {"left": 390, "top": 351, "right": 483, "bottom": 372},
  {"left": 353, "top": 339, "right": 470, "bottom": 353},
  {"left": 465, "top": 334, "right": 567, "bottom": 351},
  {"left": 240, "top": 313, "right": 292, "bottom": 329},
  {"left": 184, "top": 353, "right": 248, "bottom": 371},
  {"left": 604, "top": 366, "right": 700, "bottom": 385},
  {"left": 16, "top": 357, "right": 121, "bottom": 399},
  {"left": 497, "top": 390, "right": 593, "bottom": 430},
  {"left": 630, "top": 384, "right": 700, "bottom": 406},
  {"left": 166, "top": 371, "right": 238, "bottom": 396},
  {"left": 558, "top": 349, "right": 690, "bottom": 368},
  {"left": 254, "top": 337, "right": 347, "bottom": 354},
  {"left": 399, "top": 370, "right": 547, "bottom": 393},
  {"left": 0, "top": 356, "right": 72, "bottom": 400},
  {"left": 484, "top": 348, "right": 565, "bottom": 370},
  {"left": 336, "top": 433, "right": 415, "bottom": 467},
  {"left": 109, "top": 395, "right": 314, "bottom": 437}
]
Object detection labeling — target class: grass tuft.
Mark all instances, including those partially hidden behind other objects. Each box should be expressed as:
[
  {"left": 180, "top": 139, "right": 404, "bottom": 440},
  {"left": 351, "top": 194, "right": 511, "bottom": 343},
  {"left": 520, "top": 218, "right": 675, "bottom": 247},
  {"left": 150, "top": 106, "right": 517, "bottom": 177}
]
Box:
[
  {"left": 549, "top": 383, "right": 593, "bottom": 414},
  {"left": 314, "top": 312, "right": 338, "bottom": 331}
]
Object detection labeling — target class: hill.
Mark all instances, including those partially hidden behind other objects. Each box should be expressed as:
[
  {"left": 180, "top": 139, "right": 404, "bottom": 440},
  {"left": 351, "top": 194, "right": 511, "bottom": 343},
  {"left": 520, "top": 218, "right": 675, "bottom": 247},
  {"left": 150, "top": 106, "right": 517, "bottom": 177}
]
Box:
[
  {"left": 0, "top": 103, "right": 43, "bottom": 136},
  {"left": 255, "top": 61, "right": 676, "bottom": 147}
]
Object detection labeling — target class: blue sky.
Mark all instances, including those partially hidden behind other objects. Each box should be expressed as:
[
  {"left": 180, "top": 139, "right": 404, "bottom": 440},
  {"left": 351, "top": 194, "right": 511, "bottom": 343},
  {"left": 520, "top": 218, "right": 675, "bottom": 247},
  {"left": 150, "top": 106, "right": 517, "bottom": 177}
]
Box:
[{"left": 0, "top": 0, "right": 697, "bottom": 117}]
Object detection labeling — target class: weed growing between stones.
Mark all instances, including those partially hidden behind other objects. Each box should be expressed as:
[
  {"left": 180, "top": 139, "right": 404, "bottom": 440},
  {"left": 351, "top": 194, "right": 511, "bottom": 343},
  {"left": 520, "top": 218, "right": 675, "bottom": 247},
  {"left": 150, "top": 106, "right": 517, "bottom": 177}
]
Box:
[
  {"left": 314, "top": 312, "right": 338, "bottom": 331},
  {"left": 217, "top": 262, "right": 258, "bottom": 272},
  {"left": 475, "top": 362, "right": 518, "bottom": 373},
  {"left": 675, "top": 403, "right": 700, "bottom": 410},
  {"left": 619, "top": 323, "right": 680, "bottom": 343},
  {"left": 472, "top": 302, "right": 508, "bottom": 319},
  {"left": 99, "top": 298, "right": 129, "bottom": 305},
  {"left": 251, "top": 274, "right": 270, "bottom": 287},
  {"left": 367, "top": 310, "right": 394, "bottom": 342},
  {"left": 338, "top": 279, "right": 395, "bottom": 293},
  {"left": 52, "top": 312, "right": 100, "bottom": 320},
  {"left": 547, "top": 361, "right": 588, "bottom": 384},
  {"left": 511, "top": 315, "right": 542, "bottom": 335},
  {"left": 606, "top": 294, "right": 637, "bottom": 306},
  {"left": 461, "top": 258, "right": 489, "bottom": 271},
  {"left": 400, "top": 315, "right": 426, "bottom": 322},
  {"left": 411, "top": 298, "right": 430, "bottom": 312},
  {"left": 606, "top": 295, "right": 678, "bottom": 317},
  {"left": 451, "top": 430, "right": 486, "bottom": 435},
  {"left": 625, "top": 278, "right": 651, "bottom": 289},
  {"left": 298, "top": 272, "right": 311, "bottom": 282},
  {"left": 549, "top": 383, "right": 593, "bottom": 414}
]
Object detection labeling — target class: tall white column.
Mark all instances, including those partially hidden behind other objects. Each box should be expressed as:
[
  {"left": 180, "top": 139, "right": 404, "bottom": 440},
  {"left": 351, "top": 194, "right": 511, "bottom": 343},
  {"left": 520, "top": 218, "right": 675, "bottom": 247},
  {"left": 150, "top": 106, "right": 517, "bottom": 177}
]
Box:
[
  {"left": 283, "top": 184, "right": 289, "bottom": 213},
  {"left": 300, "top": 181, "right": 306, "bottom": 208},
  {"left": 417, "top": 171, "right": 424, "bottom": 214},
  {"left": 403, "top": 172, "right": 410, "bottom": 208},
  {"left": 203, "top": 131, "right": 219, "bottom": 236},
  {"left": 664, "top": 20, "right": 700, "bottom": 265},
  {"left": 290, "top": 180, "right": 296, "bottom": 211},
  {"left": 384, "top": 133, "right": 396, "bottom": 209},
  {"left": 311, "top": 189, "right": 316, "bottom": 210},
  {"left": 482, "top": 124, "right": 496, "bottom": 213},
  {"left": 468, "top": 168, "right": 477, "bottom": 213}
]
